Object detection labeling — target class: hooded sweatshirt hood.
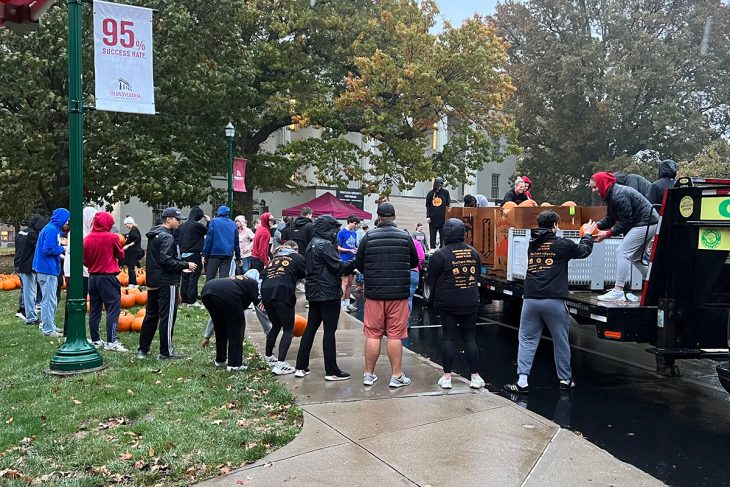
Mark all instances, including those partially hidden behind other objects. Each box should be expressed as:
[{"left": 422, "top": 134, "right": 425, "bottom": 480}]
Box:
[
  {"left": 592, "top": 172, "right": 616, "bottom": 200},
  {"left": 613, "top": 171, "right": 627, "bottom": 186},
  {"left": 529, "top": 228, "right": 556, "bottom": 252},
  {"left": 91, "top": 211, "right": 114, "bottom": 232},
  {"left": 83, "top": 207, "right": 98, "bottom": 236},
  {"left": 33, "top": 217, "right": 48, "bottom": 232},
  {"left": 189, "top": 206, "right": 204, "bottom": 222},
  {"left": 522, "top": 176, "right": 533, "bottom": 186},
  {"left": 313, "top": 215, "right": 340, "bottom": 242},
  {"left": 260, "top": 212, "right": 272, "bottom": 229},
  {"left": 475, "top": 195, "right": 489, "bottom": 207},
  {"left": 659, "top": 159, "right": 677, "bottom": 179},
  {"left": 26, "top": 215, "right": 40, "bottom": 231},
  {"left": 293, "top": 216, "right": 313, "bottom": 229},
  {"left": 50, "top": 208, "right": 70, "bottom": 229},
  {"left": 443, "top": 218, "right": 466, "bottom": 244}
]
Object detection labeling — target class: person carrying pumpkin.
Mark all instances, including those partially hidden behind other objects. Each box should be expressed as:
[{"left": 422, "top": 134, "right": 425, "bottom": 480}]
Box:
[
  {"left": 261, "top": 240, "right": 306, "bottom": 375},
  {"left": 83, "top": 212, "right": 126, "bottom": 351},
  {"left": 425, "top": 177, "right": 451, "bottom": 248},
  {"left": 122, "top": 216, "right": 143, "bottom": 288}
]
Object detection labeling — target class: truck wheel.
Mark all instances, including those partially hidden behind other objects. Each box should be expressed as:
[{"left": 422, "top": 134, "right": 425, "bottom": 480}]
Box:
[
  {"left": 656, "top": 356, "right": 681, "bottom": 377},
  {"left": 422, "top": 280, "right": 431, "bottom": 307},
  {"left": 718, "top": 363, "right": 730, "bottom": 394}
]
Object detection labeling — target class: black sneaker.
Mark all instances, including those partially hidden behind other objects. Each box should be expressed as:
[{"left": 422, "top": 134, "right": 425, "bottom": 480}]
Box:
[
  {"left": 325, "top": 371, "right": 351, "bottom": 381},
  {"left": 26, "top": 319, "right": 41, "bottom": 327},
  {"left": 503, "top": 383, "right": 529, "bottom": 394},
  {"left": 136, "top": 351, "right": 148, "bottom": 360},
  {"left": 156, "top": 353, "right": 184, "bottom": 361},
  {"left": 559, "top": 379, "right": 576, "bottom": 390}
]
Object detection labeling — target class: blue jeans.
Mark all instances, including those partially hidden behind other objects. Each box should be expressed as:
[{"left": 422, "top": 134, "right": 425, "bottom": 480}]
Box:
[
  {"left": 241, "top": 257, "right": 252, "bottom": 274},
  {"left": 37, "top": 273, "right": 58, "bottom": 334},
  {"left": 20, "top": 273, "right": 38, "bottom": 323},
  {"left": 408, "top": 270, "right": 420, "bottom": 314}
]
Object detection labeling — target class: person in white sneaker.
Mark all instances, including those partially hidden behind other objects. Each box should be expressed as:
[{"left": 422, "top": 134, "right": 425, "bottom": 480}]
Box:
[
  {"left": 337, "top": 215, "right": 360, "bottom": 312},
  {"left": 261, "top": 241, "right": 306, "bottom": 376},
  {"left": 427, "top": 219, "right": 485, "bottom": 390},
  {"left": 590, "top": 172, "right": 659, "bottom": 302}
]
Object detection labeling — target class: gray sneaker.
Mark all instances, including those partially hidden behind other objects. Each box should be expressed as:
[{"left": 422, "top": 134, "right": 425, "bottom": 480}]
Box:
[
  {"left": 389, "top": 373, "right": 411, "bottom": 388},
  {"left": 363, "top": 372, "right": 378, "bottom": 386},
  {"left": 597, "top": 288, "right": 626, "bottom": 302},
  {"left": 44, "top": 331, "right": 63, "bottom": 338}
]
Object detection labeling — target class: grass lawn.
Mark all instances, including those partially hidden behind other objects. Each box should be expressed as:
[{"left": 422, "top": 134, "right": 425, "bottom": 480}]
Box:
[{"left": 0, "top": 286, "right": 302, "bottom": 486}]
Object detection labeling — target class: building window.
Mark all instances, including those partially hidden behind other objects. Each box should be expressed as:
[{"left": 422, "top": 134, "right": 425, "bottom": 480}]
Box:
[
  {"left": 491, "top": 174, "right": 500, "bottom": 199},
  {"left": 151, "top": 203, "right": 169, "bottom": 225}
]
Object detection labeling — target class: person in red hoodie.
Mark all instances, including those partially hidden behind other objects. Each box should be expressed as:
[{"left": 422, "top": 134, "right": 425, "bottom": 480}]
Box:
[
  {"left": 251, "top": 212, "right": 274, "bottom": 273},
  {"left": 83, "top": 212, "right": 126, "bottom": 351}
]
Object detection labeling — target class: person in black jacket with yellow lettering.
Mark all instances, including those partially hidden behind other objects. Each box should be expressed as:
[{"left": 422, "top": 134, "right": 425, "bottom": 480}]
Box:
[
  {"left": 504, "top": 211, "right": 596, "bottom": 394},
  {"left": 427, "top": 218, "right": 485, "bottom": 390},
  {"left": 262, "top": 241, "right": 306, "bottom": 375}
]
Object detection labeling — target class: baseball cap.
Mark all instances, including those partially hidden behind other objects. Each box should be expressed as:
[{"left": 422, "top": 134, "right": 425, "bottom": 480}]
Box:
[
  {"left": 377, "top": 202, "right": 396, "bottom": 217},
  {"left": 161, "top": 207, "right": 185, "bottom": 220},
  {"left": 217, "top": 205, "right": 230, "bottom": 216}
]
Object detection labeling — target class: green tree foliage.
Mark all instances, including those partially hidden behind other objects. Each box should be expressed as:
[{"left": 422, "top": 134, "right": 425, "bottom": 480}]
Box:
[
  {"left": 683, "top": 139, "right": 730, "bottom": 178},
  {"left": 494, "top": 0, "right": 730, "bottom": 204},
  {"left": 0, "top": 0, "right": 516, "bottom": 223}
]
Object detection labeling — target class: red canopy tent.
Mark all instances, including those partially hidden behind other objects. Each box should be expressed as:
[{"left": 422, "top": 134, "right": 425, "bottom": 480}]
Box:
[{"left": 282, "top": 192, "right": 371, "bottom": 220}]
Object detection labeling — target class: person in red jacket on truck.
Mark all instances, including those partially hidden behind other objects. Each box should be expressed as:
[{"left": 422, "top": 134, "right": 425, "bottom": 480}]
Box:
[
  {"left": 83, "top": 212, "right": 126, "bottom": 351},
  {"left": 251, "top": 212, "right": 274, "bottom": 273}
]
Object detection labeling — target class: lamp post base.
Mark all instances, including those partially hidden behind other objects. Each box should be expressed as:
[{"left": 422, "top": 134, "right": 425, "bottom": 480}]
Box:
[{"left": 47, "top": 340, "right": 105, "bottom": 374}]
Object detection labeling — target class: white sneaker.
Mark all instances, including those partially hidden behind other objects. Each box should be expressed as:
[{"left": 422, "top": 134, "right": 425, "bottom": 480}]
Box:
[
  {"left": 438, "top": 376, "right": 452, "bottom": 389},
  {"left": 625, "top": 292, "right": 640, "bottom": 303},
  {"left": 597, "top": 289, "right": 626, "bottom": 302},
  {"left": 190, "top": 302, "right": 205, "bottom": 309},
  {"left": 15, "top": 312, "right": 26, "bottom": 320},
  {"left": 470, "top": 375, "right": 486, "bottom": 389},
  {"left": 88, "top": 339, "right": 104, "bottom": 348},
  {"left": 104, "top": 341, "right": 128, "bottom": 352},
  {"left": 272, "top": 361, "right": 296, "bottom": 375},
  {"left": 45, "top": 331, "right": 63, "bottom": 338},
  {"left": 214, "top": 360, "right": 227, "bottom": 367},
  {"left": 227, "top": 364, "right": 248, "bottom": 372},
  {"left": 264, "top": 355, "right": 278, "bottom": 365},
  {"left": 294, "top": 369, "right": 311, "bottom": 378},
  {"left": 363, "top": 372, "right": 378, "bottom": 386}
]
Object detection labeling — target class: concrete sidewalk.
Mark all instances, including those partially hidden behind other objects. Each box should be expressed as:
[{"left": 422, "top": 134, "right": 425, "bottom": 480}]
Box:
[{"left": 199, "top": 302, "right": 664, "bottom": 487}]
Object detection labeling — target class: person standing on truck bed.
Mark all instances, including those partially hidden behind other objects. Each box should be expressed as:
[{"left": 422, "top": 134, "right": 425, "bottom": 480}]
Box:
[
  {"left": 504, "top": 211, "right": 597, "bottom": 394},
  {"left": 425, "top": 177, "right": 450, "bottom": 249},
  {"left": 590, "top": 171, "right": 659, "bottom": 302},
  {"left": 502, "top": 177, "right": 529, "bottom": 205}
]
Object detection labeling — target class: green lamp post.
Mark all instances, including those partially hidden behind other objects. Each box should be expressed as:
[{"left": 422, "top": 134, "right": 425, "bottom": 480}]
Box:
[
  {"left": 225, "top": 122, "right": 235, "bottom": 219},
  {"left": 47, "top": 0, "right": 105, "bottom": 374}
]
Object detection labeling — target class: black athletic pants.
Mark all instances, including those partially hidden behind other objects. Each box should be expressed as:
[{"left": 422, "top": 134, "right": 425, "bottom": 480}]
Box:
[
  {"left": 206, "top": 256, "right": 232, "bottom": 281},
  {"left": 264, "top": 299, "right": 295, "bottom": 362},
  {"left": 138, "top": 285, "right": 178, "bottom": 357},
  {"left": 180, "top": 253, "right": 203, "bottom": 304},
  {"left": 440, "top": 309, "right": 480, "bottom": 374},
  {"left": 202, "top": 293, "right": 246, "bottom": 367},
  {"left": 295, "top": 299, "right": 342, "bottom": 375},
  {"left": 88, "top": 274, "right": 122, "bottom": 343},
  {"left": 429, "top": 224, "right": 444, "bottom": 249}
]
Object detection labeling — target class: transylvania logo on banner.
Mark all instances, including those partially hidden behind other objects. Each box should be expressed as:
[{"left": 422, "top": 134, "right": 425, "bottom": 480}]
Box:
[
  {"left": 234, "top": 158, "right": 247, "bottom": 192},
  {"left": 93, "top": 1, "right": 155, "bottom": 114}
]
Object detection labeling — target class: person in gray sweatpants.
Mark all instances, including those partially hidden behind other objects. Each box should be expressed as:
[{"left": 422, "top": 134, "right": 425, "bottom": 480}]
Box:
[{"left": 504, "top": 211, "right": 596, "bottom": 394}]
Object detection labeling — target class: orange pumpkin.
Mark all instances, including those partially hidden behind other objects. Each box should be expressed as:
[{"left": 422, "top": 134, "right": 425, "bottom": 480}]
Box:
[
  {"left": 11, "top": 274, "right": 21, "bottom": 287},
  {"left": 118, "top": 233, "right": 126, "bottom": 246},
  {"left": 561, "top": 201, "right": 578, "bottom": 207},
  {"left": 518, "top": 199, "right": 538, "bottom": 207},
  {"left": 120, "top": 294, "right": 136, "bottom": 308},
  {"left": 135, "top": 291, "right": 148, "bottom": 306},
  {"left": 579, "top": 223, "right": 600, "bottom": 238},
  {"left": 131, "top": 317, "right": 144, "bottom": 332},
  {"left": 293, "top": 314, "right": 308, "bottom": 337},
  {"left": 117, "top": 271, "right": 129, "bottom": 287},
  {"left": 540, "top": 202, "right": 552, "bottom": 207},
  {"left": 501, "top": 201, "right": 517, "bottom": 214},
  {"left": 136, "top": 269, "right": 146, "bottom": 286},
  {"left": 117, "top": 311, "right": 133, "bottom": 332},
  {"left": 136, "top": 308, "right": 146, "bottom": 318},
  {"left": 125, "top": 287, "right": 140, "bottom": 296},
  {"left": 2, "top": 279, "right": 16, "bottom": 291}
]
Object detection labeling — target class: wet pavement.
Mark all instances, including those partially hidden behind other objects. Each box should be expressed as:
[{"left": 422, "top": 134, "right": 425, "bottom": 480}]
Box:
[{"left": 402, "top": 298, "right": 730, "bottom": 487}]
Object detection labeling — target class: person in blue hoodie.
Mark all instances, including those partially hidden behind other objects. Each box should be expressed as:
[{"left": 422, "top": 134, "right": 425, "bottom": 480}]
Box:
[
  {"left": 202, "top": 206, "right": 241, "bottom": 280},
  {"left": 32, "top": 208, "right": 70, "bottom": 337}
]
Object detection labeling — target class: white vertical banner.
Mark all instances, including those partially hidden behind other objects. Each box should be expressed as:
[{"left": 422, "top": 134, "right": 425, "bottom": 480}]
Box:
[{"left": 93, "top": 0, "right": 155, "bottom": 115}]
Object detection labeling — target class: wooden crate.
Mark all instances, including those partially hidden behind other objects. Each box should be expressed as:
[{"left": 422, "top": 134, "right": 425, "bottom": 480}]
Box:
[
  {"left": 462, "top": 207, "right": 499, "bottom": 266},
  {"left": 581, "top": 206, "right": 607, "bottom": 224}
]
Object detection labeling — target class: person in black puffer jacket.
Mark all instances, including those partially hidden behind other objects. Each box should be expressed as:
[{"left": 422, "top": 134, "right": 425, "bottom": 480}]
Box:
[
  {"left": 354, "top": 203, "right": 419, "bottom": 388},
  {"left": 427, "top": 218, "right": 485, "bottom": 390},
  {"left": 591, "top": 172, "right": 659, "bottom": 302},
  {"left": 295, "top": 215, "right": 355, "bottom": 381},
  {"left": 178, "top": 206, "right": 209, "bottom": 305},
  {"left": 137, "top": 208, "right": 197, "bottom": 360},
  {"left": 649, "top": 159, "right": 677, "bottom": 205},
  {"left": 613, "top": 171, "right": 654, "bottom": 202}
]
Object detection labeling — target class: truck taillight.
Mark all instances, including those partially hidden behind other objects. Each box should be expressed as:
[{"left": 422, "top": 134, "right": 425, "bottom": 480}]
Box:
[{"left": 604, "top": 330, "right": 623, "bottom": 340}]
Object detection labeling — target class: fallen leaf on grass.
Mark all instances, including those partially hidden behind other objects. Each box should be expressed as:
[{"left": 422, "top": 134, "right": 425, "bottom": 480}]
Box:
[
  {"left": 148, "top": 447, "right": 155, "bottom": 457},
  {"left": 5, "top": 417, "right": 12, "bottom": 425},
  {"left": 154, "top": 380, "right": 162, "bottom": 385},
  {"left": 211, "top": 420, "right": 223, "bottom": 425},
  {"left": 219, "top": 466, "right": 231, "bottom": 475},
  {"left": 72, "top": 399, "right": 82, "bottom": 405},
  {"left": 119, "top": 453, "right": 133, "bottom": 461},
  {"left": 126, "top": 389, "right": 135, "bottom": 395}
]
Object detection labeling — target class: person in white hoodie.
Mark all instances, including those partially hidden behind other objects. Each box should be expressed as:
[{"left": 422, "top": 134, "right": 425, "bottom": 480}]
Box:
[{"left": 62, "top": 207, "right": 98, "bottom": 338}]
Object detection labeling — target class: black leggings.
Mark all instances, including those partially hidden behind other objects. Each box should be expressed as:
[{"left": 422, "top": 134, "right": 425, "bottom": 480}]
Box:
[
  {"left": 440, "top": 309, "right": 479, "bottom": 374},
  {"left": 295, "top": 299, "right": 341, "bottom": 375},
  {"left": 202, "top": 293, "right": 246, "bottom": 367},
  {"left": 264, "top": 299, "right": 295, "bottom": 362},
  {"left": 429, "top": 224, "right": 444, "bottom": 249}
]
